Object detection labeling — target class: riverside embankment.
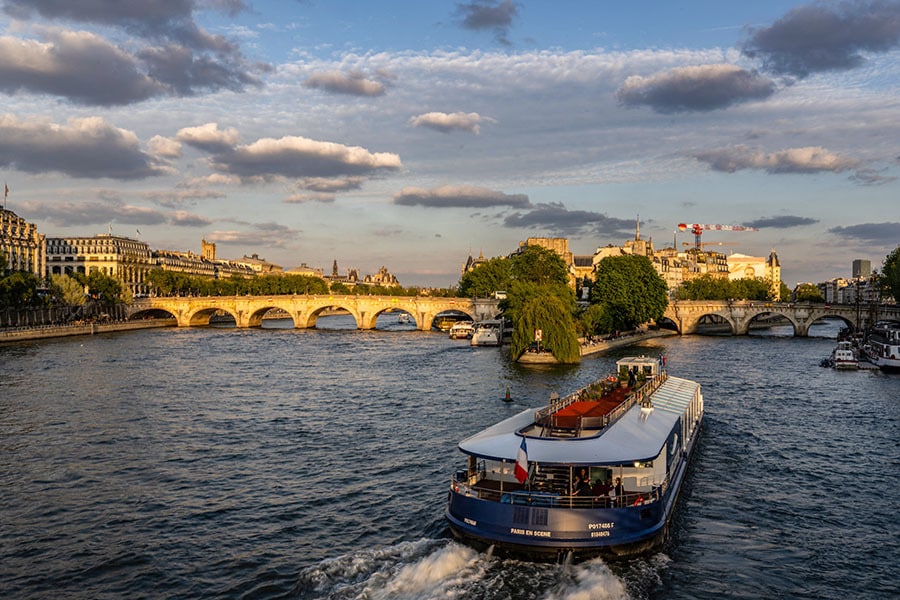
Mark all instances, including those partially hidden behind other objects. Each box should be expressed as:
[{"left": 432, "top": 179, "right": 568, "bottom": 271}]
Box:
[
  {"left": 0, "top": 318, "right": 176, "bottom": 344},
  {"left": 515, "top": 328, "right": 676, "bottom": 364},
  {"left": 580, "top": 328, "right": 677, "bottom": 356}
]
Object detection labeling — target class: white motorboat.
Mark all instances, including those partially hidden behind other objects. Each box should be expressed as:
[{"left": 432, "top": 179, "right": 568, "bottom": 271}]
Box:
[
  {"left": 449, "top": 321, "right": 475, "bottom": 339},
  {"left": 470, "top": 319, "right": 503, "bottom": 346},
  {"left": 831, "top": 340, "right": 858, "bottom": 370}
]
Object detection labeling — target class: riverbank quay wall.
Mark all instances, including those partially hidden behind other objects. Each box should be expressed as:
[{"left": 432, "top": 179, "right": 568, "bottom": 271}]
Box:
[
  {"left": 130, "top": 295, "right": 501, "bottom": 330},
  {"left": 663, "top": 301, "right": 899, "bottom": 336},
  {"left": 0, "top": 319, "right": 177, "bottom": 343}
]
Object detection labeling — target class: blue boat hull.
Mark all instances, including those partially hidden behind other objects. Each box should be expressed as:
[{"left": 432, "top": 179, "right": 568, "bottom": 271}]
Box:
[{"left": 446, "top": 494, "right": 668, "bottom": 560}]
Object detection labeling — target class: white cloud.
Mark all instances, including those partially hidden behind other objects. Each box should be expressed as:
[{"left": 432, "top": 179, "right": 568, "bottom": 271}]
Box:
[
  {"left": 303, "top": 70, "right": 386, "bottom": 96},
  {"left": 409, "top": 111, "right": 495, "bottom": 134},
  {"left": 211, "top": 135, "right": 402, "bottom": 179},
  {"left": 694, "top": 145, "right": 859, "bottom": 174},
  {"left": 148, "top": 135, "right": 182, "bottom": 158},
  {"left": 176, "top": 122, "right": 241, "bottom": 152},
  {"left": 394, "top": 184, "right": 530, "bottom": 208},
  {"left": 0, "top": 114, "right": 166, "bottom": 179}
]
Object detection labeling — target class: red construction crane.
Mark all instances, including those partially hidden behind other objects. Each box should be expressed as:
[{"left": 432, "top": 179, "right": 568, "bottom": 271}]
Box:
[{"left": 677, "top": 223, "right": 758, "bottom": 249}]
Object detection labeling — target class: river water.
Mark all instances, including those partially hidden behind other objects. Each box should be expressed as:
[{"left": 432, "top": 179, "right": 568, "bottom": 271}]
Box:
[{"left": 1, "top": 316, "right": 897, "bottom": 600}]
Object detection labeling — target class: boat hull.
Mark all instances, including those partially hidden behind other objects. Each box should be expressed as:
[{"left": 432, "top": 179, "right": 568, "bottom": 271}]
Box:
[
  {"left": 864, "top": 350, "right": 900, "bottom": 372},
  {"left": 833, "top": 361, "right": 858, "bottom": 370},
  {"left": 446, "top": 495, "right": 667, "bottom": 560}
]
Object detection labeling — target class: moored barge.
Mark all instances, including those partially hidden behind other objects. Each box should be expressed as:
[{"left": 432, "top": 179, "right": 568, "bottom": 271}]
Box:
[
  {"left": 446, "top": 356, "right": 703, "bottom": 560},
  {"left": 864, "top": 321, "right": 900, "bottom": 372}
]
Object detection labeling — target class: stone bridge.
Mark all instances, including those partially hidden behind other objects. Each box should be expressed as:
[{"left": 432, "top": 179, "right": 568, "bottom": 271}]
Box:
[
  {"left": 127, "top": 294, "right": 501, "bottom": 330},
  {"left": 663, "top": 300, "right": 900, "bottom": 336}
]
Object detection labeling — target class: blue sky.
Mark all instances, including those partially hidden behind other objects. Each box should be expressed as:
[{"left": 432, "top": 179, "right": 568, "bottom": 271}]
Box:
[{"left": 1, "top": 1, "right": 898, "bottom": 287}]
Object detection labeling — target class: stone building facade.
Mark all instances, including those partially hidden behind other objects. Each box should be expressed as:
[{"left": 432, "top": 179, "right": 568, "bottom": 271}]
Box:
[
  {"left": 46, "top": 234, "right": 152, "bottom": 296},
  {"left": 1, "top": 207, "right": 46, "bottom": 279}
]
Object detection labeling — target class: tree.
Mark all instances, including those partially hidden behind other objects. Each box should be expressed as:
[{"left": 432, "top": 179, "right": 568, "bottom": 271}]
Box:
[
  {"left": 329, "top": 282, "right": 352, "bottom": 295},
  {"left": 675, "top": 274, "right": 729, "bottom": 300},
  {"left": 458, "top": 256, "right": 511, "bottom": 297},
  {"left": 83, "top": 271, "right": 123, "bottom": 306},
  {"left": 779, "top": 280, "right": 791, "bottom": 302},
  {"left": 675, "top": 274, "right": 774, "bottom": 301},
  {"left": 730, "top": 277, "right": 772, "bottom": 301},
  {"left": 881, "top": 245, "right": 900, "bottom": 302},
  {"left": 794, "top": 283, "right": 824, "bottom": 303},
  {"left": 505, "top": 281, "right": 580, "bottom": 363},
  {"left": 0, "top": 271, "right": 45, "bottom": 310},
  {"left": 590, "top": 255, "right": 667, "bottom": 331},
  {"left": 576, "top": 303, "right": 612, "bottom": 337},
  {"left": 50, "top": 274, "right": 87, "bottom": 305},
  {"left": 509, "top": 245, "right": 569, "bottom": 287}
]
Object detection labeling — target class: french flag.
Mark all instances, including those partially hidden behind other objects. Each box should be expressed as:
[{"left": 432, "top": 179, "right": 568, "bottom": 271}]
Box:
[{"left": 514, "top": 437, "right": 528, "bottom": 483}]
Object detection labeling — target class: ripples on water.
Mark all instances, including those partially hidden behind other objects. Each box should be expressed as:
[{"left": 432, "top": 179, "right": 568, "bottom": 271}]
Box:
[{"left": 1, "top": 317, "right": 897, "bottom": 599}]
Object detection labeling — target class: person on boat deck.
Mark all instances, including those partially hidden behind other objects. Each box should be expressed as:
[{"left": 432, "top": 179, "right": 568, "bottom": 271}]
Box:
[
  {"left": 576, "top": 475, "right": 592, "bottom": 497},
  {"left": 592, "top": 478, "right": 612, "bottom": 497},
  {"left": 578, "top": 467, "right": 590, "bottom": 485},
  {"left": 613, "top": 477, "right": 625, "bottom": 505},
  {"left": 570, "top": 476, "right": 582, "bottom": 496}
]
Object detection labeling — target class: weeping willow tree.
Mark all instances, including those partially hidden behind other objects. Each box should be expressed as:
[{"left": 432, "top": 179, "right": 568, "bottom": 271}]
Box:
[{"left": 506, "top": 281, "right": 581, "bottom": 363}]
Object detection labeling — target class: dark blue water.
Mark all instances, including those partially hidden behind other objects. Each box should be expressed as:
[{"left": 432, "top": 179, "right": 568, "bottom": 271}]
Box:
[{"left": 1, "top": 316, "right": 897, "bottom": 599}]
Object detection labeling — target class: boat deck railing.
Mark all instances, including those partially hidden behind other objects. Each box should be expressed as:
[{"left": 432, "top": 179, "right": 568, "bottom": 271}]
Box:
[
  {"left": 532, "top": 371, "right": 668, "bottom": 437},
  {"left": 452, "top": 466, "right": 672, "bottom": 509}
]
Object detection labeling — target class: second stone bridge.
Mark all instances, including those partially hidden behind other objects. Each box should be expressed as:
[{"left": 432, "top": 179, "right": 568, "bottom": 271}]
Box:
[{"left": 662, "top": 300, "right": 896, "bottom": 336}]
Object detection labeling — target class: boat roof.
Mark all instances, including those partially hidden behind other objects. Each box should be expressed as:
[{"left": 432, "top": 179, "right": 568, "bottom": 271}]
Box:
[{"left": 457, "top": 375, "right": 700, "bottom": 465}]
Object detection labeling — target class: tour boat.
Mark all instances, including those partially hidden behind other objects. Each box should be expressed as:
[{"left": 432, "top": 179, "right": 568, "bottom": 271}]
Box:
[
  {"left": 446, "top": 356, "right": 703, "bottom": 560},
  {"left": 432, "top": 316, "right": 460, "bottom": 331},
  {"left": 470, "top": 319, "right": 503, "bottom": 346},
  {"left": 449, "top": 321, "right": 475, "bottom": 339},
  {"left": 830, "top": 340, "right": 859, "bottom": 370},
  {"left": 864, "top": 321, "right": 900, "bottom": 372}
]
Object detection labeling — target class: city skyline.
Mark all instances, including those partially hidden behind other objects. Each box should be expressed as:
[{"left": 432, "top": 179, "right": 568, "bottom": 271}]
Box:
[{"left": 1, "top": 0, "right": 898, "bottom": 287}]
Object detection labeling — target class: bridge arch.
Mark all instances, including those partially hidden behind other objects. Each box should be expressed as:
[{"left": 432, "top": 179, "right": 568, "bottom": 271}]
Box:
[
  {"left": 184, "top": 306, "right": 239, "bottom": 326},
  {"left": 301, "top": 304, "right": 363, "bottom": 329},
  {"left": 693, "top": 312, "right": 738, "bottom": 335},
  {"left": 745, "top": 310, "right": 800, "bottom": 336},
  {"left": 246, "top": 305, "right": 296, "bottom": 328},
  {"left": 804, "top": 313, "right": 855, "bottom": 336},
  {"left": 362, "top": 307, "right": 419, "bottom": 330}
]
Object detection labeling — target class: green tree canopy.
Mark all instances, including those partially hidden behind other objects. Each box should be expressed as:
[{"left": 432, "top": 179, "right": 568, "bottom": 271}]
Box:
[
  {"left": 458, "top": 256, "right": 511, "bottom": 297},
  {"left": 794, "top": 283, "right": 825, "bottom": 303},
  {"left": 779, "top": 280, "right": 791, "bottom": 302},
  {"left": 50, "top": 274, "right": 87, "bottom": 305},
  {"left": 881, "top": 246, "right": 900, "bottom": 302},
  {"left": 505, "top": 281, "right": 580, "bottom": 363},
  {"left": 576, "top": 303, "right": 612, "bottom": 337},
  {"left": 80, "top": 271, "right": 123, "bottom": 306},
  {"left": 510, "top": 244, "right": 570, "bottom": 286},
  {"left": 674, "top": 274, "right": 774, "bottom": 301},
  {"left": 457, "top": 245, "right": 570, "bottom": 297},
  {"left": 144, "top": 269, "right": 330, "bottom": 297},
  {"left": 0, "top": 271, "right": 45, "bottom": 310},
  {"left": 590, "top": 255, "right": 667, "bottom": 331}
]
